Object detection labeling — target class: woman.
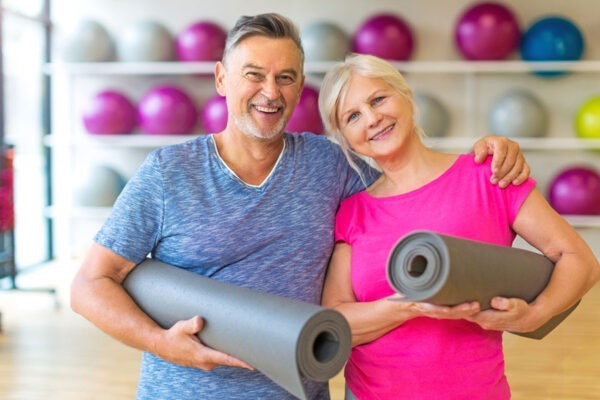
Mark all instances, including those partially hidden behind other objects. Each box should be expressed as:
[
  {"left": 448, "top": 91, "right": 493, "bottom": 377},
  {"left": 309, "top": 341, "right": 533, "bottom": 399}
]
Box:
[{"left": 318, "top": 53, "right": 600, "bottom": 400}]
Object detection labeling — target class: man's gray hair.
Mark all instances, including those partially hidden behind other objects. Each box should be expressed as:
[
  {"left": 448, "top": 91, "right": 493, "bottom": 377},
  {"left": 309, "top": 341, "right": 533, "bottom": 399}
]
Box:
[{"left": 222, "top": 13, "right": 304, "bottom": 69}]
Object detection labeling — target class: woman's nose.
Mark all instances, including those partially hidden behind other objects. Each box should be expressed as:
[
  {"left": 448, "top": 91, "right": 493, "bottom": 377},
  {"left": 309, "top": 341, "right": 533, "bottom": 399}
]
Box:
[{"left": 365, "top": 107, "right": 382, "bottom": 127}]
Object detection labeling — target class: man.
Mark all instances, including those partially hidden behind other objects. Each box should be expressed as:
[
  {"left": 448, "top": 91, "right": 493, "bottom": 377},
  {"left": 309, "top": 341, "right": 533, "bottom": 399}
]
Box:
[{"left": 70, "top": 13, "right": 530, "bottom": 400}]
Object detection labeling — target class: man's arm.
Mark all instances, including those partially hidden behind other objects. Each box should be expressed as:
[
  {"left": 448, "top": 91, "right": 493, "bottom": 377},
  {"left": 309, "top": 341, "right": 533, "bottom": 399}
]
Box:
[
  {"left": 472, "top": 136, "right": 531, "bottom": 188},
  {"left": 70, "top": 243, "right": 253, "bottom": 370}
]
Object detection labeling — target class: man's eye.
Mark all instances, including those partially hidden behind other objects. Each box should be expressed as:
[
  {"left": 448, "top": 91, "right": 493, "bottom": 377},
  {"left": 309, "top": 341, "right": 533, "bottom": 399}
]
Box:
[
  {"left": 276, "top": 76, "right": 295, "bottom": 86},
  {"left": 245, "top": 72, "right": 263, "bottom": 82}
]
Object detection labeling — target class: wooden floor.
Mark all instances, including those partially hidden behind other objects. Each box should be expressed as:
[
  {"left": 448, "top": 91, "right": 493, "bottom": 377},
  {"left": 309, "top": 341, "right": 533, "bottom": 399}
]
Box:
[{"left": 1, "top": 259, "right": 600, "bottom": 400}]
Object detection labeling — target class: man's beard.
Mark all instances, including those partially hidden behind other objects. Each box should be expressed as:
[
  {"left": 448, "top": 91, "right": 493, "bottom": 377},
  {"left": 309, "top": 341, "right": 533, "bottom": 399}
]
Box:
[{"left": 233, "top": 101, "right": 289, "bottom": 141}]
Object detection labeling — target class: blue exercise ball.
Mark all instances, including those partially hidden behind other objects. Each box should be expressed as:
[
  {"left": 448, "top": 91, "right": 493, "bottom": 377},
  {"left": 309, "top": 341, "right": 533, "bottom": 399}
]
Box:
[
  {"left": 520, "top": 15, "right": 585, "bottom": 77},
  {"left": 488, "top": 89, "right": 548, "bottom": 138},
  {"left": 301, "top": 21, "right": 350, "bottom": 62},
  {"left": 414, "top": 92, "right": 450, "bottom": 137},
  {"left": 117, "top": 20, "right": 175, "bottom": 62},
  {"left": 61, "top": 19, "right": 115, "bottom": 62}
]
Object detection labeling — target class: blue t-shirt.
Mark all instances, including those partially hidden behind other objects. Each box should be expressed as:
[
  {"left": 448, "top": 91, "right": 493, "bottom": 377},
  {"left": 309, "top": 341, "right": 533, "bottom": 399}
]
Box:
[{"left": 95, "top": 132, "right": 375, "bottom": 399}]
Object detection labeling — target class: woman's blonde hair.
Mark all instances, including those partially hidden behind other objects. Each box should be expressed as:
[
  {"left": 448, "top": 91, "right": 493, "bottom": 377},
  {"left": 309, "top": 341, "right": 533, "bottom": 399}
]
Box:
[{"left": 318, "top": 53, "right": 425, "bottom": 181}]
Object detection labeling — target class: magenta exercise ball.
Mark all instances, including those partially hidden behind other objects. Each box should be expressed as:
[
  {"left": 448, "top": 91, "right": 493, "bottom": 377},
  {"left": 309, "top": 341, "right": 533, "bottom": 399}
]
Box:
[
  {"left": 138, "top": 85, "right": 198, "bottom": 135},
  {"left": 352, "top": 13, "right": 415, "bottom": 60},
  {"left": 176, "top": 21, "right": 227, "bottom": 61},
  {"left": 82, "top": 90, "right": 137, "bottom": 135},
  {"left": 455, "top": 2, "right": 520, "bottom": 60},
  {"left": 200, "top": 94, "right": 228, "bottom": 133},
  {"left": 548, "top": 166, "right": 600, "bottom": 215},
  {"left": 286, "top": 85, "right": 323, "bottom": 134}
]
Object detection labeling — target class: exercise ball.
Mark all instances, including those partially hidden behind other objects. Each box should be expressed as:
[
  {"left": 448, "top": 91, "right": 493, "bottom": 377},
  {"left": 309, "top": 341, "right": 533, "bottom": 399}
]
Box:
[
  {"left": 286, "top": 85, "right": 323, "bottom": 134},
  {"left": 301, "top": 21, "right": 350, "bottom": 62},
  {"left": 575, "top": 96, "right": 600, "bottom": 139},
  {"left": 548, "top": 166, "right": 600, "bottom": 215},
  {"left": 176, "top": 21, "right": 227, "bottom": 61},
  {"left": 117, "top": 20, "right": 175, "bottom": 62},
  {"left": 73, "top": 165, "right": 127, "bottom": 207},
  {"left": 454, "top": 2, "right": 521, "bottom": 60},
  {"left": 520, "top": 15, "right": 585, "bottom": 77},
  {"left": 138, "top": 85, "right": 198, "bottom": 135},
  {"left": 82, "top": 90, "right": 137, "bottom": 135},
  {"left": 61, "top": 19, "right": 115, "bottom": 62},
  {"left": 200, "top": 93, "right": 228, "bottom": 133},
  {"left": 414, "top": 92, "right": 450, "bottom": 137},
  {"left": 488, "top": 89, "right": 548, "bottom": 137},
  {"left": 352, "top": 13, "right": 414, "bottom": 60}
]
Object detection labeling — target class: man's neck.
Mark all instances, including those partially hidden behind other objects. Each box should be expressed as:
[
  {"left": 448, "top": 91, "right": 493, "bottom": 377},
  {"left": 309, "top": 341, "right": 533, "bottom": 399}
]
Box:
[{"left": 212, "top": 131, "right": 285, "bottom": 186}]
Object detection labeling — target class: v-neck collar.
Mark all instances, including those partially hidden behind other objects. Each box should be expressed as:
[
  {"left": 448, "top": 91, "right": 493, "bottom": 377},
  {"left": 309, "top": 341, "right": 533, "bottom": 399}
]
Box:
[{"left": 209, "top": 134, "right": 287, "bottom": 189}]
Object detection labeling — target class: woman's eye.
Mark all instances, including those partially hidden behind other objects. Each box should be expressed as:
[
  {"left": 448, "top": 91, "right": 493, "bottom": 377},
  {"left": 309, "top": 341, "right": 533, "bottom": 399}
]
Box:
[
  {"left": 347, "top": 113, "right": 359, "bottom": 123},
  {"left": 373, "top": 96, "right": 385, "bottom": 104}
]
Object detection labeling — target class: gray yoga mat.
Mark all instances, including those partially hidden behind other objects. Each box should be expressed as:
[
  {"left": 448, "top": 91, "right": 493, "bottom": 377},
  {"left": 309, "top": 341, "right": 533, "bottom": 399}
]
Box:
[
  {"left": 123, "top": 259, "right": 351, "bottom": 400},
  {"left": 386, "top": 231, "right": 579, "bottom": 340}
]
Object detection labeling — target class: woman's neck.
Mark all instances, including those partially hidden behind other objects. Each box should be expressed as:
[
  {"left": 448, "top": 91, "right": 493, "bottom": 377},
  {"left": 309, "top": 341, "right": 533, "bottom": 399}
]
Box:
[{"left": 367, "top": 145, "right": 458, "bottom": 197}]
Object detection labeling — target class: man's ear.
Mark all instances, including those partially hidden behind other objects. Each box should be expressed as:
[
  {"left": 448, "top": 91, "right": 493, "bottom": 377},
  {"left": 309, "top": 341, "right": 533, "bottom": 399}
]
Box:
[{"left": 215, "top": 61, "right": 226, "bottom": 96}]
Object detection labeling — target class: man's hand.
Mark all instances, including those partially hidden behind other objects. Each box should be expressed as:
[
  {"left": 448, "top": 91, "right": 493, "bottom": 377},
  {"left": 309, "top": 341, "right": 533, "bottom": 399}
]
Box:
[
  {"left": 154, "top": 316, "right": 255, "bottom": 371},
  {"left": 473, "top": 136, "right": 530, "bottom": 188}
]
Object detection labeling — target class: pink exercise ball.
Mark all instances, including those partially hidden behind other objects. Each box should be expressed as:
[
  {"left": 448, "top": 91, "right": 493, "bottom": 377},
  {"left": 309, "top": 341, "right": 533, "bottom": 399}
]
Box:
[
  {"left": 137, "top": 85, "right": 198, "bottom": 135},
  {"left": 176, "top": 21, "right": 227, "bottom": 61},
  {"left": 548, "top": 166, "right": 600, "bottom": 215},
  {"left": 82, "top": 90, "right": 137, "bottom": 135},
  {"left": 200, "top": 94, "right": 228, "bottom": 133},
  {"left": 352, "top": 13, "right": 415, "bottom": 60},
  {"left": 455, "top": 2, "right": 521, "bottom": 60},
  {"left": 286, "top": 85, "right": 323, "bottom": 134}
]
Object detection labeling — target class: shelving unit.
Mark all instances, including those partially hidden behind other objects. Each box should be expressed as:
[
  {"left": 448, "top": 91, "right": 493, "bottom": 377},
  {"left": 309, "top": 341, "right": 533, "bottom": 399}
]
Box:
[{"left": 45, "top": 59, "right": 600, "bottom": 258}]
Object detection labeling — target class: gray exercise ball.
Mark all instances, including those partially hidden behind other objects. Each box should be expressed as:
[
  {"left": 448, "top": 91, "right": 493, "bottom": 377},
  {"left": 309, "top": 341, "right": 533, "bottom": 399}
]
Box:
[
  {"left": 414, "top": 92, "right": 451, "bottom": 137},
  {"left": 301, "top": 21, "right": 350, "bottom": 62},
  {"left": 117, "top": 20, "right": 175, "bottom": 62},
  {"left": 488, "top": 89, "right": 548, "bottom": 137},
  {"left": 73, "top": 164, "right": 127, "bottom": 207},
  {"left": 61, "top": 19, "right": 115, "bottom": 62}
]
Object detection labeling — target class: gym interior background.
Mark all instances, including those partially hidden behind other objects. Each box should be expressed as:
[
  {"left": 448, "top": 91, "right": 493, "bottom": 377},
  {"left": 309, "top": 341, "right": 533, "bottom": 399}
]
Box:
[{"left": 1, "top": 0, "right": 600, "bottom": 399}]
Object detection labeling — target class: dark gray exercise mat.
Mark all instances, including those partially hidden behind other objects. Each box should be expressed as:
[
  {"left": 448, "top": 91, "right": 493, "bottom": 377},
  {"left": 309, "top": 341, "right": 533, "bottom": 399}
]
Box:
[
  {"left": 123, "top": 259, "right": 351, "bottom": 400},
  {"left": 386, "top": 230, "right": 579, "bottom": 340}
]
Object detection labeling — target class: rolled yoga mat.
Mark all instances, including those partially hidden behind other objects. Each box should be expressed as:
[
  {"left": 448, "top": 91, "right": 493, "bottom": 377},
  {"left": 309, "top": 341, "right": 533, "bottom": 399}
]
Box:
[
  {"left": 386, "top": 231, "right": 580, "bottom": 340},
  {"left": 123, "top": 259, "right": 351, "bottom": 400}
]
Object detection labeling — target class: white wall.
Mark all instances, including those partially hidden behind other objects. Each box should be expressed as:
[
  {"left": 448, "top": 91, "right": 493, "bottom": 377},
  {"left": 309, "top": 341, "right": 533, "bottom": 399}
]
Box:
[{"left": 49, "top": 0, "right": 600, "bottom": 258}]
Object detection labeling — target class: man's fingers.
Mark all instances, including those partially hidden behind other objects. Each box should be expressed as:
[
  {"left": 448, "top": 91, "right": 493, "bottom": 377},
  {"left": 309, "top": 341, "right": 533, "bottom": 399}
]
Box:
[{"left": 198, "top": 346, "right": 255, "bottom": 371}]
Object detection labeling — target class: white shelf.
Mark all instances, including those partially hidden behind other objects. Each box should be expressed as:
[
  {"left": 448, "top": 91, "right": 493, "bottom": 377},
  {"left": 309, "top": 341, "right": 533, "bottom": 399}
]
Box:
[
  {"left": 45, "top": 206, "right": 112, "bottom": 220},
  {"left": 564, "top": 215, "right": 600, "bottom": 229},
  {"left": 43, "top": 61, "right": 217, "bottom": 75},
  {"left": 44, "top": 133, "right": 202, "bottom": 148},
  {"left": 44, "top": 60, "right": 600, "bottom": 76},
  {"left": 425, "top": 137, "right": 600, "bottom": 150}
]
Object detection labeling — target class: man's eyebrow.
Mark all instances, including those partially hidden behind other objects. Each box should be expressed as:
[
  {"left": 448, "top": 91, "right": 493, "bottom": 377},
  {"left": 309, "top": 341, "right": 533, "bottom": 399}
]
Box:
[
  {"left": 242, "top": 63, "right": 264, "bottom": 71},
  {"left": 242, "top": 63, "right": 299, "bottom": 78}
]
